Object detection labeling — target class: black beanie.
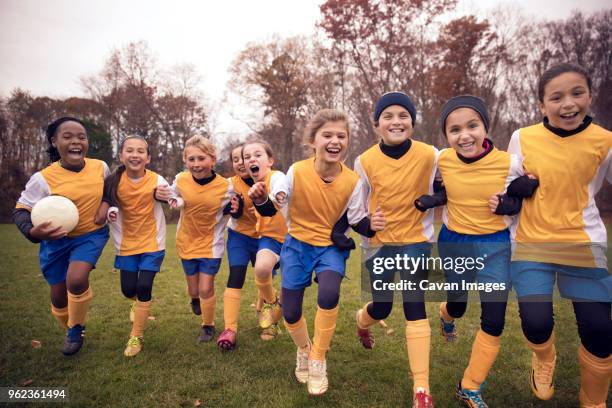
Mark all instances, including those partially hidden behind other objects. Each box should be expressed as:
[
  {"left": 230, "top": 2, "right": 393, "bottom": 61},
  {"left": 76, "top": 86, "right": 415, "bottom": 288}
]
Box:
[
  {"left": 373, "top": 91, "right": 417, "bottom": 125},
  {"left": 439, "top": 95, "right": 489, "bottom": 136}
]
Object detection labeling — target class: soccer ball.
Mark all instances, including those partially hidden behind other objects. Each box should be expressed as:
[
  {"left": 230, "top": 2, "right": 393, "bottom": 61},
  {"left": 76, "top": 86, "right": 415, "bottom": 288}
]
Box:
[{"left": 31, "top": 195, "right": 79, "bottom": 233}]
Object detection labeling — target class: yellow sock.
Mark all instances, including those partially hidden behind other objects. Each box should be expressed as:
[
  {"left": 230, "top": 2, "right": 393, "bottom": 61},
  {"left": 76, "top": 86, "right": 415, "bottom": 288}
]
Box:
[
  {"left": 462, "top": 330, "right": 501, "bottom": 390},
  {"left": 357, "top": 302, "right": 378, "bottom": 329},
  {"left": 51, "top": 304, "right": 68, "bottom": 329},
  {"left": 527, "top": 332, "right": 556, "bottom": 362},
  {"left": 256, "top": 290, "right": 264, "bottom": 313},
  {"left": 439, "top": 302, "right": 454, "bottom": 322},
  {"left": 67, "top": 287, "right": 93, "bottom": 328},
  {"left": 223, "top": 288, "right": 242, "bottom": 332},
  {"left": 310, "top": 306, "right": 339, "bottom": 361},
  {"left": 578, "top": 345, "right": 612, "bottom": 406},
  {"left": 254, "top": 275, "right": 276, "bottom": 304},
  {"left": 200, "top": 295, "right": 216, "bottom": 326},
  {"left": 284, "top": 316, "right": 310, "bottom": 349},
  {"left": 130, "top": 300, "right": 151, "bottom": 338},
  {"left": 405, "top": 319, "right": 431, "bottom": 393}
]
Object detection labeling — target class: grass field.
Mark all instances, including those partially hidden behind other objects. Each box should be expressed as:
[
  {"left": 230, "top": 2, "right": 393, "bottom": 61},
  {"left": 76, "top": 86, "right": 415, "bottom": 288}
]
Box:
[{"left": 0, "top": 224, "right": 609, "bottom": 407}]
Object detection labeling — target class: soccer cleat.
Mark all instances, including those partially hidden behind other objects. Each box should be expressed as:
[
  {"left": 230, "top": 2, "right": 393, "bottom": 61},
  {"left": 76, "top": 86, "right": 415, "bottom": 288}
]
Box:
[
  {"left": 413, "top": 389, "right": 434, "bottom": 408},
  {"left": 356, "top": 310, "right": 375, "bottom": 349},
  {"left": 198, "top": 325, "right": 216, "bottom": 343},
  {"left": 260, "top": 323, "right": 280, "bottom": 341},
  {"left": 217, "top": 329, "right": 237, "bottom": 350},
  {"left": 191, "top": 298, "right": 201, "bottom": 316},
  {"left": 129, "top": 301, "right": 136, "bottom": 323},
  {"left": 259, "top": 298, "right": 282, "bottom": 329},
  {"left": 124, "top": 336, "right": 143, "bottom": 357},
  {"left": 439, "top": 317, "right": 457, "bottom": 343},
  {"left": 61, "top": 325, "right": 85, "bottom": 356},
  {"left": 530, "top": 352, "right": 555, "bottom": 400},
  {"left": 307, "top": 359, "right": 328, "bottom": 395},
  {"left": 295, "top": 346, "right": 310, "bottom": 384},
  {"left": 455, "top": 382, "right": 488, "bottom": 408}
]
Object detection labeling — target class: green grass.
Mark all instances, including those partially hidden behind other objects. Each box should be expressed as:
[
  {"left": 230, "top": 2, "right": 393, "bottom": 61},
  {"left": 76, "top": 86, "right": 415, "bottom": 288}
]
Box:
[{"left": 0, "top": 224, "right": 608, "bottom": 407}]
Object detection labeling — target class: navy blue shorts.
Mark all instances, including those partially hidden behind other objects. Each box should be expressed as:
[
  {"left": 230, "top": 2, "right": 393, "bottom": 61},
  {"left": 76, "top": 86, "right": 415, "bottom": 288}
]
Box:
[
  {"left": 115, "top": 250, "right": 165, "bottom": 273},
  {"left": 39, "top": 226, "right": 109, "bottom": 285}
]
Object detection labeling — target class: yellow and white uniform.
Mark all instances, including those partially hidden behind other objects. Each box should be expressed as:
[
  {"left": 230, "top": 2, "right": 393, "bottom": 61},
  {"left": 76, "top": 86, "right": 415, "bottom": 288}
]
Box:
[
  {"left": 16, "top": 158, "right": 109, "bottom": 237},
  {"left": 110, "top": 170, "right": 168, "bottom": 255},
  {"left": 355, "top": 141, "right": 438, "bottom": 247},
  {"left": 284, "top": 157, "right": 365, "bottom": 245},
  {"left": 171, "top": 171, "right": 233, "bottom": 259},
  {"left": 438, "top": 147, "right": 523, "bottom": 235},
  {"left": 228, "top": 175, "right": 258, "bottom": 238},
  {"left": 508, "top": 122, "right": 612, "bottom": 268},
  {"left": 257, "top": 170, "right": 288, "bottom": 243}
]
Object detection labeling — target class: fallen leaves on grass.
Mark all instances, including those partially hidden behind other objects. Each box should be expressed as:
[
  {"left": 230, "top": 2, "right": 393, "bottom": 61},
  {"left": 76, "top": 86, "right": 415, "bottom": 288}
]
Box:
[
  {"left": 21, "top": 379, "right": 34, "bottom": 386},
  {"left": 31, "top": 340, "right": 42, "bottom": 348}
]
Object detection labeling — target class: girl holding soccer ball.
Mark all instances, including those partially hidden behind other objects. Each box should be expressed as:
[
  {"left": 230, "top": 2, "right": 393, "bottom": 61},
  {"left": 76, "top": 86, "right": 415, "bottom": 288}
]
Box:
[{"left": 13, "top": 117, "right": 110, "bottom": 356}]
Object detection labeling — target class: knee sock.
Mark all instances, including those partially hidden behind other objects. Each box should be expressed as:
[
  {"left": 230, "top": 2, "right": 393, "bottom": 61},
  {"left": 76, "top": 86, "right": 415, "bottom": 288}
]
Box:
[
  {"left": 51, "top": 304, "right": 69, "bottom": 329},
  {"left": 67, "top": 287, "right": 93, "bottom": 328},
  {"left": 357, "top": 302, "right": 378, "bottom": 329},
  {"left": 285, "top": 316, "right": 310, "bottom": 349},
  {"left": 527, "top": 332, "right": 556, "bottom": 362},
  {"left": 310, "top": 306, "right": 339, "bottom": 361},
  {"left": 223, "top": 288, "right": 241, "bottom": 331},
  {"left": 405, "top": 319, "right": 431, "bottom": 393},
  {"left": 462, "top": 330, "right": 501, "bottom": 390},
  {"left": 200, "top": 295, "right": 216, "bottom": 326},
  {"left": 130, "top": 300, "right": 151, "bottom": 338},
  {"left": 255, "top": 275, "right": 276, "bottom": 304},
  {"left": 578, "top": 345, "right": 612, "bottom": 406}
]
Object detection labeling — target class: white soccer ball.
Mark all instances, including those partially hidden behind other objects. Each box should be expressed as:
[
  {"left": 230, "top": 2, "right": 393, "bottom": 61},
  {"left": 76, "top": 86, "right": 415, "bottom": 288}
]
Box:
[{"left": 31, "top": 195, "right": 79, "bottom": 233}]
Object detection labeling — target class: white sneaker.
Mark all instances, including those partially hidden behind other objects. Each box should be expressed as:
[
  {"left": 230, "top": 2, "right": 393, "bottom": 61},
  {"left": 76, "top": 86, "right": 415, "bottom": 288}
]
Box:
[
  {"left": 307, "top": 359, "right": 328, "bottom": 395},
  {"left": 295, "top": 346, "right": 309, "bottom": 384}
]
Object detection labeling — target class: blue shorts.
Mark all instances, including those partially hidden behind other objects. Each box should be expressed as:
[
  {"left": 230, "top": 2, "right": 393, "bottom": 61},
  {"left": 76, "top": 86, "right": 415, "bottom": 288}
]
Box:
[
  {"left": 438, "top": 225, "right": 511, "bottom": 286},
  {"left": 281, "top": 235, "right": 349, "bottom": 290},
  {"left": 227, "top": 229, "right": 258, "bottom": 267},
  {"left": 115, "top": 250, "right": 165, "bottom": 273},
  {"left": 512, "top": 261, "right": 611, "bottom": 302},
  {"left": 39, "top": 225, "right": 110, "bottom": 285},
  {"left": 181, "top": 258, "right": 221, "bottom": 276},
  {"left": 258, "top": 236, "right": 282, "bottom": 257}
]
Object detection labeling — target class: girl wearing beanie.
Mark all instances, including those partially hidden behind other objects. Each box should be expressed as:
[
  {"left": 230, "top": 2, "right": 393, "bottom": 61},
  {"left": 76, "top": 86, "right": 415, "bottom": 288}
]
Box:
[
  {"left": 416, "top": 95, "right": 535, "bottom": 407},
  {"left": 354, "top": 91, "right": 438, "bottom": 408}
]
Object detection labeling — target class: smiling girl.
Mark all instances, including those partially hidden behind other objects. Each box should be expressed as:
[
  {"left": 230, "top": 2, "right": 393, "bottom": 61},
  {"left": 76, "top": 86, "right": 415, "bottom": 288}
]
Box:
[
  {"left": 508, "top": 63, "right": 611, "bottom": 407},
  {"left": 156, "top": 135, "right": 240, "bottom": 343},
  {"left": 13, "top": 116, "right": 110, "bottom": 356},
  {"left": 103, "top": 135, "right": 169, "bottom": 357},
  {"left": 249, "top": 109, "right": 382, "bottom": 395}
]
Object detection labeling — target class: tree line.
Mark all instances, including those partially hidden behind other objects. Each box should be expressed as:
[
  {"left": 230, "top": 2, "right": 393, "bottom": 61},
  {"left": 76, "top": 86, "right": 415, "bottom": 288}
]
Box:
[{"left": 1, "top": 1, "right": 610, "bottom": 220}]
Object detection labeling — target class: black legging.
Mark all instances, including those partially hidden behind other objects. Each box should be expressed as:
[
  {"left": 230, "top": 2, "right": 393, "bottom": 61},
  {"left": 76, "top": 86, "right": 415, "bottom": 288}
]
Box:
[
  {"left": 282, "top": 270, "right": 342, "bottom": 324},
  {"left": 519, "top": 296, "right": 612, "bottom": 358},
  {"left": 120, "top": 270, "right": 157, "bottom": 302},
  {"left": 446, "top": 290, "right": 509, "bottom": 337},
  {"left": 226, "top": 265, "right": 248, "bottom": 289}
]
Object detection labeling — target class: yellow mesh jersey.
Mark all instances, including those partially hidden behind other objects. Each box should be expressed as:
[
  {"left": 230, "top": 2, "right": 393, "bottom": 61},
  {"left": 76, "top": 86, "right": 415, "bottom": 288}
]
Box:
[
  {"left": 16, "top": 158, "right": 108, "bottom": 237},
  {"left": 111, "top": 170, "right": 167, "bottom": 256},
  {"left": 509, "top": 123, "right": 612, "bottom": 267},
  {"left": 439, "top": 147, "right": 521, "bottom": 235},
  {"left": 356, "top": 141, "right": 437, "bottom": 245},
  {"left": 256, "top": 170, "right": 288, "bottom": 243},
  {"left": 286, "top": 158, "right": 360, "bottom": 246},
  {"left": 228, "top": 175, "right": 258, "bottom": 238},
  {"left": 173, "top": 172, "right": 231, "bottom": 259}
]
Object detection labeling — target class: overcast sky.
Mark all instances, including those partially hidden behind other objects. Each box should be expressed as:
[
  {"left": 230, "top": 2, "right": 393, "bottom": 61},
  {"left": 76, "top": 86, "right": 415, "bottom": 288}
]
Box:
[{"left": 1, "top": 0, "right": 609, "bottom": 136}]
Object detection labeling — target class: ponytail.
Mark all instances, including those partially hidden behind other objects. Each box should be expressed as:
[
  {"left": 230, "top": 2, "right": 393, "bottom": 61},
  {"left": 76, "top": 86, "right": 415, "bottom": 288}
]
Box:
[{"left": 104, "top": 164, "right": 126, "bottom": 207}]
